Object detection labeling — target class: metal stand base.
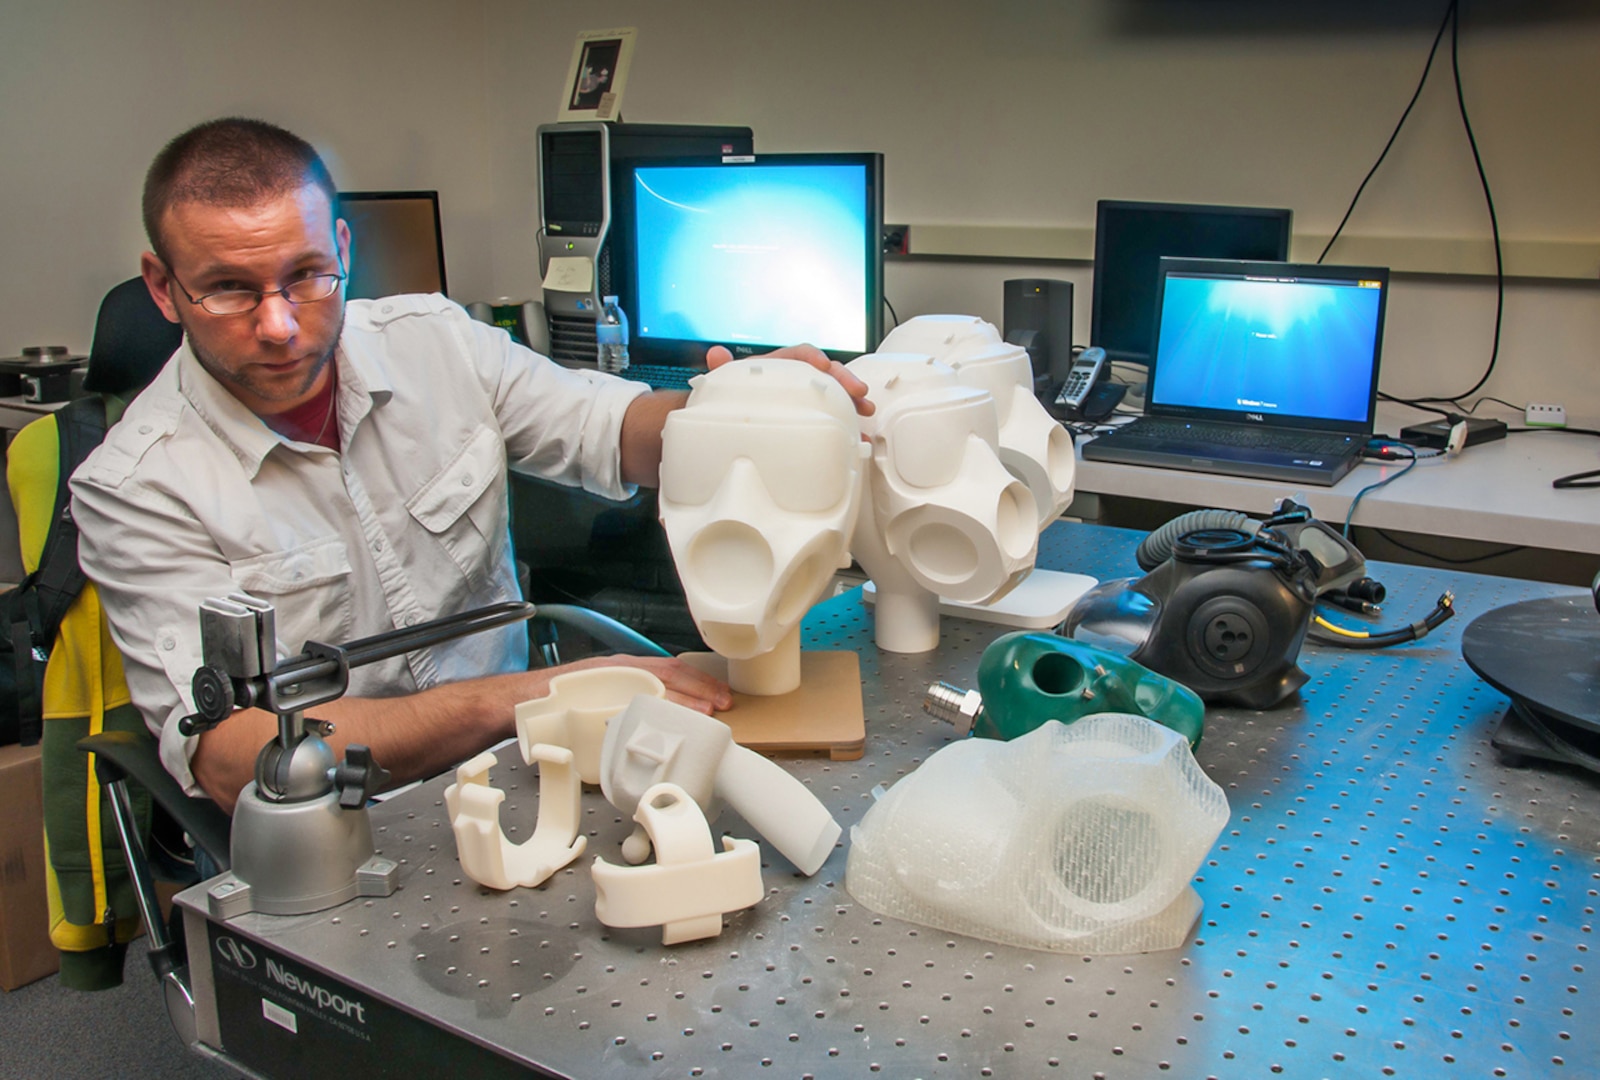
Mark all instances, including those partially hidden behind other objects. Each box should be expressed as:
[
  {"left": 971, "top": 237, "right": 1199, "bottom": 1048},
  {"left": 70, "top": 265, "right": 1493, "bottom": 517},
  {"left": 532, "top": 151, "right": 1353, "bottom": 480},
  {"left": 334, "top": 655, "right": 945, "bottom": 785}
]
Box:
[{"left": 209, "top": 783, "right": 398, "bottom": 919}]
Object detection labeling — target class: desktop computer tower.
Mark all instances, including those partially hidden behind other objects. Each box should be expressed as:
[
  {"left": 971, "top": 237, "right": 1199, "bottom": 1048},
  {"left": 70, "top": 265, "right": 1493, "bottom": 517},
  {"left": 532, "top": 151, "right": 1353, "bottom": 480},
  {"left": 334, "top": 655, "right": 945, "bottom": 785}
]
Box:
[{"left": 537, "top": 122, "right": 754, "bottom": 365}]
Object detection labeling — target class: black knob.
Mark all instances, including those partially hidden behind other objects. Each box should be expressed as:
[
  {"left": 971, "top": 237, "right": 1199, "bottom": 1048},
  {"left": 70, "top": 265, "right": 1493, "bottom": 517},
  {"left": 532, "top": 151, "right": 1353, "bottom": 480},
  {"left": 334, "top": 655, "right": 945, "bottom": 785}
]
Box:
[
  {"left": 179, "top": 666, "right": 236, "bottom": 735},
  {"left": 334, "top": 744, "right": 392, "bottom": 809}
]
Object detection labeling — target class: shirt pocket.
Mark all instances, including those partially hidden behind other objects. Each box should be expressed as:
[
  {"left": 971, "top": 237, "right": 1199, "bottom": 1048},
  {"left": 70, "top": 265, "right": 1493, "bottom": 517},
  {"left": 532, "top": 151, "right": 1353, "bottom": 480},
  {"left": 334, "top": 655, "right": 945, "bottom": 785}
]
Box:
[
  {"left": 228, "top": 535, "right": 356, "bottom": 656},
  {"left": 406, "top": 423, "right": 508, "bottom": 590}
]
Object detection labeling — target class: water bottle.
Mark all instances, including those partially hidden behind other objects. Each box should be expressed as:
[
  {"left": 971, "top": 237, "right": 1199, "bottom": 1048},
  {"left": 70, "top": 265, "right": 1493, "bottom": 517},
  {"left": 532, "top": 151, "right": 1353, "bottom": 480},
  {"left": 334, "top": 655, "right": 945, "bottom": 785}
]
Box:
[{"left": 596, "top": 296, "right": 629, "bottom": 374}]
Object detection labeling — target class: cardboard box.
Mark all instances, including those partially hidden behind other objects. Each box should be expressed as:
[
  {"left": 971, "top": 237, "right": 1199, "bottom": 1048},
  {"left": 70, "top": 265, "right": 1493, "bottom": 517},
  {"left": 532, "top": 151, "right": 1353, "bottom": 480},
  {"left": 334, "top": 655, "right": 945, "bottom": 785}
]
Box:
[{"left": 0, "top": 742, "right": 58, "bottom": 990}]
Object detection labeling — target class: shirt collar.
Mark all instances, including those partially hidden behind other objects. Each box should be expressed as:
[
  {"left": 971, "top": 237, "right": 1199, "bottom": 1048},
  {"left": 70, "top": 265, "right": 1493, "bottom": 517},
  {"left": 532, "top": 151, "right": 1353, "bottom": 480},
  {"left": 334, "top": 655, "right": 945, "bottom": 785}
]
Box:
[{"left": 177, "top": 321, "right": 396, "bottom": 478}]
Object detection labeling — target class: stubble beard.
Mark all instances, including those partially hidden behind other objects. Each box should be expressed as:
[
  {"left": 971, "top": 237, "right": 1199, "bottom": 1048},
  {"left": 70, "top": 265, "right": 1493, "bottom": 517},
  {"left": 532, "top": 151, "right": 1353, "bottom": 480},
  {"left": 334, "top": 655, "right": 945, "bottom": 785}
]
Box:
[{"left": 182, "top": 307, "right": 345, "bottom": 414}]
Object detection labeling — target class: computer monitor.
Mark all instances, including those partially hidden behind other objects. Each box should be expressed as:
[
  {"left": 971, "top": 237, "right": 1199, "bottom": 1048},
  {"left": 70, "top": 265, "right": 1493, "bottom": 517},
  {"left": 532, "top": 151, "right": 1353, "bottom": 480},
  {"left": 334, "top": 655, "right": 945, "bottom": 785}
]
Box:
[
  {"left": 619, "top": 153, "right": 885, "bottom": 367},
  {"left": 338, "top": 191, "right": 449, "bottom": 299},
  {"left": 1091, "top": 200, "right": 1293, "bottom": 366}
]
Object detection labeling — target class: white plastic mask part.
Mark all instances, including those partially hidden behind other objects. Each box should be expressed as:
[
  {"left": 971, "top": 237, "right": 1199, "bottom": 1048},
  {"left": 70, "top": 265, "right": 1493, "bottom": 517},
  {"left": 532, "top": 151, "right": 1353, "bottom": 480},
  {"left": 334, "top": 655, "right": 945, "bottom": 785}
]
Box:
[
  {"left": 443, "top": 746, "right": 587, "bottom": 891},
  {"left": 514, "top": 667, "right": 666, "bottom": 786},
  {"left": 659, "top": 359, "right": 866, "bottom": 690},
  {"left": 845, "top": 715, "right": 1229, "bottom": 955},
  {"left": 591, "top": 782, "right": 764, "bottom": 945},
  {"left": 600, "top": 694, "right": 843, "bottom": 875}
]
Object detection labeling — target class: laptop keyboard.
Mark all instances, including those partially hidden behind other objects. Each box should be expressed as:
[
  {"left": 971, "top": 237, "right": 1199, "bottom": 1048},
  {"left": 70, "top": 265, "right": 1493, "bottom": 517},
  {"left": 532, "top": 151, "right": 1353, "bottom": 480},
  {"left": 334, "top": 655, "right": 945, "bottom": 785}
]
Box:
[
  {"left": 1111, "top": 418, "right": 1357, "bottom": 456},
  {"left": 617, "top": 364, "right": 706, "bottom": 392}
]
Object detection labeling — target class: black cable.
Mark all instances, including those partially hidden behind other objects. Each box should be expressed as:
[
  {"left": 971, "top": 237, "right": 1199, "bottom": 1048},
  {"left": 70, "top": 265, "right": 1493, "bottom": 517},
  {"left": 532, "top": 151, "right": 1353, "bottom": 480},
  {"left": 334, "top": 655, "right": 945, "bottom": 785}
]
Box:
[
  {"left": 883, "top": 297, "right": 900, "bottom": 329},
  {"left": 1307, "top": 592, "right": 1456, "bottom": 650},
  {"left": 1324, "top": 0, "right": 1506, "bottom": 410},
  {"left": 1371, "top": 528, "right": 1525, "bottom": 565},
  {"left": 1317, "top": 2, "right": 1453, "bottom": 265}
]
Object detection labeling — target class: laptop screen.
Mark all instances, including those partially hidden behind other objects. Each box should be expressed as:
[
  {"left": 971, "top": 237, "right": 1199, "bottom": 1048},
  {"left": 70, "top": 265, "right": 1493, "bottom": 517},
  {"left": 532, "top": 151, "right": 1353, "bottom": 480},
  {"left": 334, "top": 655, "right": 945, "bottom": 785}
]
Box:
[{"left": 1147, "top": 258, "right": 1388, "bottom": 434}]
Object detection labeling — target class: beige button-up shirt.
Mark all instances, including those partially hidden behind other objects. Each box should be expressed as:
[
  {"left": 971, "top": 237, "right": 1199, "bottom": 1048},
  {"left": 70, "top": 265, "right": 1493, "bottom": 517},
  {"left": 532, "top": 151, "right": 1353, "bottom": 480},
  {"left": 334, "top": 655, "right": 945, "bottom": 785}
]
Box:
[{"left": 71, "top": 294, "right": 649, "bottom": 795}]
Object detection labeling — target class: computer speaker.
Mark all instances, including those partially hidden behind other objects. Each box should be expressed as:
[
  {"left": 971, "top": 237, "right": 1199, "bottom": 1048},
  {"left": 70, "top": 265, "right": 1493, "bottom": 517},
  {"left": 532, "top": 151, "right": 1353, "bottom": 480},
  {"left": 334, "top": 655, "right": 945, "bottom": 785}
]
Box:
[{"left": 1003, "top": 278, "right": 1073, "bottom": 390}]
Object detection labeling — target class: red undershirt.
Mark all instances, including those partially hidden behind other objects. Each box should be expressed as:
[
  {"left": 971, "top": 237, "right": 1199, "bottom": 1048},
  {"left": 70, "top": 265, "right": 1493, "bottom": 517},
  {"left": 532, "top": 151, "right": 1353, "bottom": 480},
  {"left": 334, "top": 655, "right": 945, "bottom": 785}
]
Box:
[{"left": 263, "top": 371, "right": 340, "bottom": 450}]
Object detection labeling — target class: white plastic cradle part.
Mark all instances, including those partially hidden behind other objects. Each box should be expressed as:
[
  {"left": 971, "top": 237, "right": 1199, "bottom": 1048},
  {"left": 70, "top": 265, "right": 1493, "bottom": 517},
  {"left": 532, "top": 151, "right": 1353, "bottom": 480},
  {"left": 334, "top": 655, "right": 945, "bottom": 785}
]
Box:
[
  {"left": 443, "top": 745, "right": 587, "bottom": 891},
  {"left": 514, "top": 666, "right": 667, "bottom": 785},
  {"left": 591, "top": 781, "right": 764, "bottom": 945},
  {"left": 600, "top": 694, "right": 843, "bottom": 875}
]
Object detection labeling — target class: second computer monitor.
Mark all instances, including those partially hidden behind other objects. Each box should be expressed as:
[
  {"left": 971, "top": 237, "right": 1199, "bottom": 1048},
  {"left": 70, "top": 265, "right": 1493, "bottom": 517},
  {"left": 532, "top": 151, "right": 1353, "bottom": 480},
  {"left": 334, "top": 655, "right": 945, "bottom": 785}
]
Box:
[
  {"left": 339, "top": 190, "right": 449, "bottom": 300},
  {"left": 621, "top": 153, "right": 885, "bottom": 367},
  {"left": 1091, "top": 200, "right": 1292, "bottom": 366}
]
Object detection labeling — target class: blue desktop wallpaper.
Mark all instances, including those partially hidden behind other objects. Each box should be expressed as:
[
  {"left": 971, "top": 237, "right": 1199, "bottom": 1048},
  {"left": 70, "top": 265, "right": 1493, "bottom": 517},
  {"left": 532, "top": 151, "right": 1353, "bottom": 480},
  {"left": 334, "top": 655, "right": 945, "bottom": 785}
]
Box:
[
  {"left": 1150, "top": 276, "right": 1382, "bottom": 422},
  {"left": 632, "top": 164, "right": 869, "bottom": 352}
]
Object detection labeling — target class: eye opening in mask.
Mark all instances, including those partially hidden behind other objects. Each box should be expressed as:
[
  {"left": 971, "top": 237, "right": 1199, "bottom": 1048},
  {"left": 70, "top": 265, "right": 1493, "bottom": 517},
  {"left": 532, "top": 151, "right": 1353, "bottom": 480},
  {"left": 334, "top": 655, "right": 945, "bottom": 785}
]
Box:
[{"left": 662, "top": 414, "right": 855, "bottom": 513}]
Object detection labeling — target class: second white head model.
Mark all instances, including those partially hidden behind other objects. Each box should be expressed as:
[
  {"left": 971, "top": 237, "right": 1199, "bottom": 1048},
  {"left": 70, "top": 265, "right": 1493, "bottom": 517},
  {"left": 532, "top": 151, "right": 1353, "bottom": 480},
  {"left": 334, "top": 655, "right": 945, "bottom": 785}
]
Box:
[
  {"left": 845, "top": 351, "right": 1038, "bottom": 652},
  {"left": 876, "top": 314, "right": 1075, "bottom": 529},
  {"left": 658, "top": 358, "right": 868, "bottom": 694}
]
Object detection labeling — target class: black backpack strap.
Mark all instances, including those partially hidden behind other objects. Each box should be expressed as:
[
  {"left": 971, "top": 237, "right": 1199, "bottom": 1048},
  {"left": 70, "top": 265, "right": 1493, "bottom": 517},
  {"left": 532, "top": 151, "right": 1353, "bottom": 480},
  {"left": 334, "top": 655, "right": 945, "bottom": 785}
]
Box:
[{"left": 14, "top": 397, "right": 107, "bottom": 745}]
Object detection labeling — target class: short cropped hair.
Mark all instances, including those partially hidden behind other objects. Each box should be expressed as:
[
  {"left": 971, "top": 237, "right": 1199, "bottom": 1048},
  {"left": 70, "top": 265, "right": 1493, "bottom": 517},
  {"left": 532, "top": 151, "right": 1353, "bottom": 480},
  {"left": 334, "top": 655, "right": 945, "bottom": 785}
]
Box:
[{"left": 142, "top": 117, "right": 338, "bottom": 263}]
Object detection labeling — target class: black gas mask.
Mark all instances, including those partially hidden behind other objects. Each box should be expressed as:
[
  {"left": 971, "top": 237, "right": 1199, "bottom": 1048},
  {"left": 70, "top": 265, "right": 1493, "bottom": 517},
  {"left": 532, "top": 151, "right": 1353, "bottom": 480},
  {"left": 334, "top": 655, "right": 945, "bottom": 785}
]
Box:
[{"left": 1064, "top": 503, "right": 1365, "bottom": 709}]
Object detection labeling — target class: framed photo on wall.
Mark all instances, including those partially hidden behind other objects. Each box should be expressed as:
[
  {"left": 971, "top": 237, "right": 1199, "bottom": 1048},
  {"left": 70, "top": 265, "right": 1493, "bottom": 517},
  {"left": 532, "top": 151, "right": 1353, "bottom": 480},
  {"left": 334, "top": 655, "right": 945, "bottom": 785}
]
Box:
[{"left": 558, "top": 27, "right": 637, "bottom": 122}]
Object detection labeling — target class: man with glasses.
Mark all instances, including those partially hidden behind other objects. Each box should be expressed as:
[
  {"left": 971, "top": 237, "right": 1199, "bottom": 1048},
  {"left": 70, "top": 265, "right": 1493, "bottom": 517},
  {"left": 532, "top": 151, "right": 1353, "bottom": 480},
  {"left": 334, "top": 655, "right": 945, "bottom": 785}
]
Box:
[{"left": 70, "top": 117, "right": 870, "bottom": 813}]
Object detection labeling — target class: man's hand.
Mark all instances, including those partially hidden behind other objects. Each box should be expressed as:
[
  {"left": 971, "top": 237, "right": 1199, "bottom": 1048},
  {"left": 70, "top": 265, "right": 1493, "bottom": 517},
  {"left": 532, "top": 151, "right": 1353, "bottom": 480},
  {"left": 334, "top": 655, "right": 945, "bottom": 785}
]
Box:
[
  {"left": 561, "top": 653, "right": 732, "bottom": 714},
  {"left": 706, "top": 343, "right": 874, "bottom": 420}
]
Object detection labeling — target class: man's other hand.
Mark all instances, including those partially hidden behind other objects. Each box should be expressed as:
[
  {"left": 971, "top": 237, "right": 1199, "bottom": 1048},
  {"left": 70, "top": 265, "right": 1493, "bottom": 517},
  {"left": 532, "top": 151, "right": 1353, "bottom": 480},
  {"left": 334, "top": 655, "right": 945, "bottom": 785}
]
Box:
[
  {"left": 705, "top": 344, "right": 874, "bottom": 420},
  {"left": 565, "top": 653, "right": 734, "bottom": 714}
]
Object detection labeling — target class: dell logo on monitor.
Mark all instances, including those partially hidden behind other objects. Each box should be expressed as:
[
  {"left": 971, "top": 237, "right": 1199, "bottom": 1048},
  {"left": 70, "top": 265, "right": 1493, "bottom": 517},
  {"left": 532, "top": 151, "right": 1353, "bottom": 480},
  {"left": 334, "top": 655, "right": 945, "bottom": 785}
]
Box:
[{"left": 1246, "top": 413, "right": 1265, "bottom": 422}]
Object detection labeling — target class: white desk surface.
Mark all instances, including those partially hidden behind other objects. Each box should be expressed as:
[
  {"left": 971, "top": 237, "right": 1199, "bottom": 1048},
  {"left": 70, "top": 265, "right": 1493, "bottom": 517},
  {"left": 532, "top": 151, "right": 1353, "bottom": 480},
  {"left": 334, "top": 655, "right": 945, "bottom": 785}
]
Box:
[{"left": 1074, "top": 401, "right": 1600, "bottom": 554}]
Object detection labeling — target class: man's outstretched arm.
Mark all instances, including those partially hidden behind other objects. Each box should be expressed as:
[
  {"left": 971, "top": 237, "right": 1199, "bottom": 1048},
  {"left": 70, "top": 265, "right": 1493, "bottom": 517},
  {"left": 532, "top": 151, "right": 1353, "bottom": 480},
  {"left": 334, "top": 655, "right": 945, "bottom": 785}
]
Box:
[{"left": 191, "top": 653, "right": 732, "bottom": 814}]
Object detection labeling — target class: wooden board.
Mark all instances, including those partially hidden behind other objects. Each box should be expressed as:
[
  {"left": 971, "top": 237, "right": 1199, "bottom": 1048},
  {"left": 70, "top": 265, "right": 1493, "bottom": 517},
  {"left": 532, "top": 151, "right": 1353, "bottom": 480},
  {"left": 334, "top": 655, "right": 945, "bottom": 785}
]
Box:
[{"left": 680, "top": 650, "right": 865, "bottom": 761}]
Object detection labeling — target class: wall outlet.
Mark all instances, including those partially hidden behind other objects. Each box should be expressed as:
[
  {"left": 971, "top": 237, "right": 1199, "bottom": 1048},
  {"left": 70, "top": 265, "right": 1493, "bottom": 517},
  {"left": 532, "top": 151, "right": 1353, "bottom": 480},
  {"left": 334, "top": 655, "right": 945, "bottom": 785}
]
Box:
[
  {"left": 882, "top": 224, "right": 910, "bottom": 256},
  {"left": 1526, "top": 402, "right": 1566, "bottom": 428}
]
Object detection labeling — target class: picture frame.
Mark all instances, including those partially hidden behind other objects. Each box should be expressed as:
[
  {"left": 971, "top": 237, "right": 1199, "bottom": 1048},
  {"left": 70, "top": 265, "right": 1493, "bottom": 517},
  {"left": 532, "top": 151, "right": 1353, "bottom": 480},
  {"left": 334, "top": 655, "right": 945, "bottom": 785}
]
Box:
[{"left": 557, "top": 27, "right": 638, "bottom": 123}]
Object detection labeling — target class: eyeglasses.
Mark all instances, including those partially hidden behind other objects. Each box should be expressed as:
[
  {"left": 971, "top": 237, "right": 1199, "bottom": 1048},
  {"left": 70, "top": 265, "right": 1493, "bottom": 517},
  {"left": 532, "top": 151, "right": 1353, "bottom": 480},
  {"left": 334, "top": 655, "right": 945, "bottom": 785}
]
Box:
[{"left": 168, "top": 265, "right": 346, "bottom": 316}]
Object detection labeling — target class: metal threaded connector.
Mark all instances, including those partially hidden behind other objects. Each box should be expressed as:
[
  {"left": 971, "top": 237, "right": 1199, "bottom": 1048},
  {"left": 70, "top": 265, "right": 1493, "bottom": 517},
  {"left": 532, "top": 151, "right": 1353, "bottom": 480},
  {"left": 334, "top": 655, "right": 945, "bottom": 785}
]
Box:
[{"left": 923, "top": 682, "right": 983, "bottom": 736}]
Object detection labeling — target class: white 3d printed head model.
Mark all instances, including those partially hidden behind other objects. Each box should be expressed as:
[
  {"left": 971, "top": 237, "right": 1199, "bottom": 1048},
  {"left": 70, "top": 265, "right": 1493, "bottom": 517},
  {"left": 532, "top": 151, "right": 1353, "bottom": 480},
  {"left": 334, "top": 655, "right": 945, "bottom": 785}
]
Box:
[
  {"left": 845, "top": 714, "right": 1229, "bottom": 955},
  {"left": 600, "top": 694, "right": 842, "bottom": 875},
  {"left": 658, "top": 358, "right": 868, "bottom": 695},
  {"left": 878, "top": 315, "right": 1075, "bottom": 530},
  {"left": 843, "top": 351, "right": 1038, "bottom": 653}
]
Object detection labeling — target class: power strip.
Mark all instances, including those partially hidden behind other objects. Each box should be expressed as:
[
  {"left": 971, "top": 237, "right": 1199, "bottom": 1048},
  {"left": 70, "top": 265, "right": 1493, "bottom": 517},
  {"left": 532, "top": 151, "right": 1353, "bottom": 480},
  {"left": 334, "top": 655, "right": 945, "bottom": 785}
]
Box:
[{"left": 1526, "top": 402, "right": 1567, "bottom": 428}]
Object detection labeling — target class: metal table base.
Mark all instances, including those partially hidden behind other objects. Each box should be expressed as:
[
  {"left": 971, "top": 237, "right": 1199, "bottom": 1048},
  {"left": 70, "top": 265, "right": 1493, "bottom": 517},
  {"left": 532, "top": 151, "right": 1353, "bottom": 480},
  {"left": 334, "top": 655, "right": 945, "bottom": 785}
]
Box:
[{"left": 179, "top": 523, "right": 1599, "bottom": 1077}]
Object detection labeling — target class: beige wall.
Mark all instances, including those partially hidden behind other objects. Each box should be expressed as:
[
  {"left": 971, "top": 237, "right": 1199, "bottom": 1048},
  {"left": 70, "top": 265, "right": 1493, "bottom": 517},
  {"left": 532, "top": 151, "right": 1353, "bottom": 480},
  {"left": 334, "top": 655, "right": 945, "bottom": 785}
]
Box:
[{"left": 5, "top": 1, "right": 1597, "bottom": 415}]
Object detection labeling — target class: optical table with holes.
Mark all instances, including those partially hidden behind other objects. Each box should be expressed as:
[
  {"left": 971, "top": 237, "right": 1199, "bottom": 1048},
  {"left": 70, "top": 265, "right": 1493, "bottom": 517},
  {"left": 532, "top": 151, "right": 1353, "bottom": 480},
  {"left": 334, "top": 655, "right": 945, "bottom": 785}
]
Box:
[{"left": 174, "top": 522, "right": 1600, "bottom": 1078}]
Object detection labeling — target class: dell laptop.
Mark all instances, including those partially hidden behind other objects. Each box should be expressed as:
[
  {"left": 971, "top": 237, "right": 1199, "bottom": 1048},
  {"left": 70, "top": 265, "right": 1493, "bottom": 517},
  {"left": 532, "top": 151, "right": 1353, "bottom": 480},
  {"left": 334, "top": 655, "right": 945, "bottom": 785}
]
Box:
[{"left": 1082, "top": 257, "right": 1388, "bottom": 486}]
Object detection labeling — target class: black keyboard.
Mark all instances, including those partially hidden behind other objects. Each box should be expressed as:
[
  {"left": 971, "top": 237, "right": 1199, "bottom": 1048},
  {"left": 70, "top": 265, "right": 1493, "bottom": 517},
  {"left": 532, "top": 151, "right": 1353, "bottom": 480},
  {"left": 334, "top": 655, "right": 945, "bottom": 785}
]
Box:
[
  {"left": 617, "top": 364, "right": 706, "bottom": 392},
  {"left": 1109, "top": 419, "right": 1357, "bottom": 456}
]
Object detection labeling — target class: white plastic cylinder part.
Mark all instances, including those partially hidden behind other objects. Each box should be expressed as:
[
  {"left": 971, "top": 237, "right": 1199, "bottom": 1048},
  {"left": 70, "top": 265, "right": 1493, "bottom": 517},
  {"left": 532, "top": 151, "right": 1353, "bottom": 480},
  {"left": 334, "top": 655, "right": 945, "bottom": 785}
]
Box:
[
  {"left": 514, "top": 666, "right": 666, "bottom": 785},
  {"left": 713, "top": 742, "right": 843, "bottom": 875},
  {"left": 591, "top": 781, "right": 764, "bottom": 945},
  {"left": 725, "top": 624, "right": 801, "bottom": 696},
  {"left": 870, "top": 585, "right": 942, "bottom": 654},
  {"left": 442, "top": 746, "right": 587, "bottom": 891}
]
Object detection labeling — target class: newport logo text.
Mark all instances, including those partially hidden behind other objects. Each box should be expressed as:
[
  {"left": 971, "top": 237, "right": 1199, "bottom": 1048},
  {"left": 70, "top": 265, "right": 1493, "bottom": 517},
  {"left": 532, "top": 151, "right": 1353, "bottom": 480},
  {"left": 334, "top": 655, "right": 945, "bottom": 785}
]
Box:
[{"left": 265, "top": 958, "right": 369, "bottom": 1024}]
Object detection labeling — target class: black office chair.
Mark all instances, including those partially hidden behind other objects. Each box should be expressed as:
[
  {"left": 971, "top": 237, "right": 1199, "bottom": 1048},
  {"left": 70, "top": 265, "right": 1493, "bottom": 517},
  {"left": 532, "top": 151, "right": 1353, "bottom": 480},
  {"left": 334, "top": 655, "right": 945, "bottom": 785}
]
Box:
[{"left": 58, "top": 277, "right": 228, "bottom": 1038}]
